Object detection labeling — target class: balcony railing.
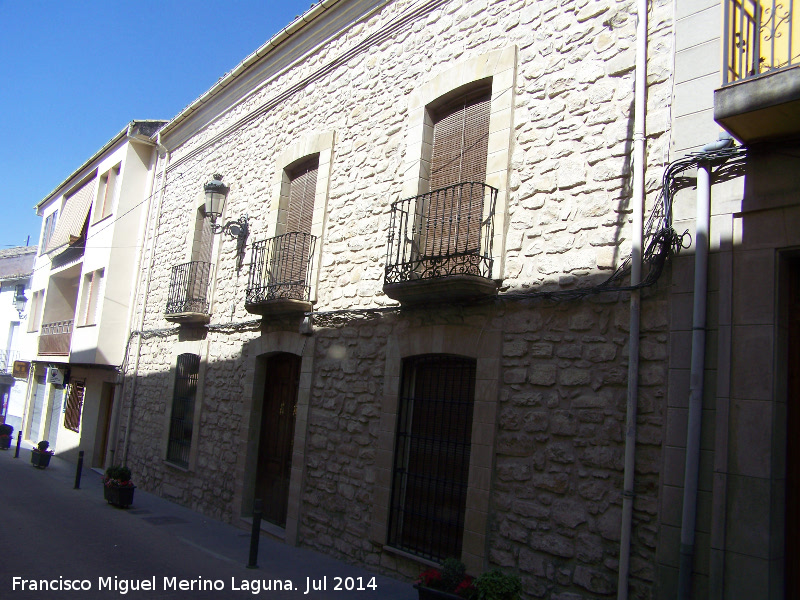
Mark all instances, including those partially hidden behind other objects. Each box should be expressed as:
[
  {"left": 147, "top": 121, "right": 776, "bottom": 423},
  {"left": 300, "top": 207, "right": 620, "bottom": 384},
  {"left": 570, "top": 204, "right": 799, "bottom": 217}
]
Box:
[
  {"left": 0, "top": 350, "right": 20, "bottom": 373},
  {"left": 39, "top": 320, "right": 73, "bottom": 356},
  {"left": 385, "top": 182, "right": 497, "bottom": 285},
  {"left": 165, "top": 261, "right": 213, "bottom": 316},
  {"left": 724, "top": 0, "right": 798, "bottom": 83},
  {"left": 246, "top": 232, "right": 317, "bottom": 307}
]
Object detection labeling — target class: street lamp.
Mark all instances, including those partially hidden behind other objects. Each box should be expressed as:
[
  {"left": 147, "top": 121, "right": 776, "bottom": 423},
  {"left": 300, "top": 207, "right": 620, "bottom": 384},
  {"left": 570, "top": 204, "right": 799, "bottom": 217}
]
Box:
[{"left": 203, "top": 174, "right": 249, "bottom": 239}]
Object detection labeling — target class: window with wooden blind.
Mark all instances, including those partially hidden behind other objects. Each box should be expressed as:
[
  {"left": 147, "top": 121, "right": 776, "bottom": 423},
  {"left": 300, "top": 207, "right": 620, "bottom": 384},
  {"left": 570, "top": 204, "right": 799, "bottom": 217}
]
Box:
[
  {"left": 420, "top": 86, "right": 492, "bottom": 266},
  {"left": 429, "top": 85, "right": 491, "bottom": 191},
  {"left": 78, "top": 269, "right": 104, "bottom": 326},
  {"left": 167, "top": 354, "right": 200, "bottom": 468},
  {"left": 93, "top": 163, "right": 120, "bottom": 223},
  {"left": 388, "top": 355, "right": 476, "bottom": 562},
  {"left": 282, "top": 156, "right": 318, "bottom": 284},
  {"left": 64, "top": 379, "right": 85, "bottom": 433},
  {"left": 286, "top": 156, "right": 318, "bottom": 236}
]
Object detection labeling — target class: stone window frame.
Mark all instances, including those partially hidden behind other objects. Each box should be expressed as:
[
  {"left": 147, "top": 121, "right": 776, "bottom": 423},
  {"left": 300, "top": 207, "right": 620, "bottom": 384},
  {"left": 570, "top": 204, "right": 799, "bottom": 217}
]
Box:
[
  {"left": 265, "top": 131, "right": 335, "bottom": 304},
  {"left": 160, "top": 339, "right": 208, "bottom": 472},
  {"left": 372, "top": 324, "right": 501, "bottom": 573},
  {"left": 399, "top": 46, "right": 517, "bottom": 281},
  {"left": 235, "top": 331, "right": 315, "bottom": 546}
]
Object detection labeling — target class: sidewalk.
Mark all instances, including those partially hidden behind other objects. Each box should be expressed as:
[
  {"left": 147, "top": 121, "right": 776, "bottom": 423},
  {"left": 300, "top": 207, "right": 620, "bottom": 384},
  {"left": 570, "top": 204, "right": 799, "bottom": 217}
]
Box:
[{"left": 0, "top": 449, "right": 417, "bottom": 599}]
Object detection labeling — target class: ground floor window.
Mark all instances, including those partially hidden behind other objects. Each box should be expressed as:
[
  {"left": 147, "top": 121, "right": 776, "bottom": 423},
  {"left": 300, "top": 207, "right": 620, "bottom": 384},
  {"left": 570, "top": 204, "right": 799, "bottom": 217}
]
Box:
[
  {"left": 388, "top": 354, "right": 476, "bottom": 562},
  {"left": 167, "top": 354, "right": 199, "bottom": 468}
]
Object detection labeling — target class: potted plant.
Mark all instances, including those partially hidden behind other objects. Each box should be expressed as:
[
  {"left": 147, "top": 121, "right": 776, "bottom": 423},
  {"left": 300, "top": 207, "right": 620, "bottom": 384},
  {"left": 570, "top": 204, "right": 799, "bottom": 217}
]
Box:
[
  {"left": 30, "top": 440, "right": 53, "bottom": 468},
  {"left": 414, "top": 560, "right": 521, "bottom": 600},
  {"left": 0, "top": 424, "right": 13, "bottom": 450},
  {"left": 414, "top": 559, "right": 475, "bottom": 600},
  {"left": 103, "top": 465, "right": 135, "bottom": 508},
  {"left": 473, "top": 569, "right": 522, "bottom": 600}
]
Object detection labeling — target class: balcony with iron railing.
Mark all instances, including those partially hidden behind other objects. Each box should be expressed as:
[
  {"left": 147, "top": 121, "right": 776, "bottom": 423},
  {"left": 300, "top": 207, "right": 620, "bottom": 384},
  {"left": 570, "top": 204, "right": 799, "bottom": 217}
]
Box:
[
  {"left": 715, "top": 0, "right": 800, "bottom": 142},
  {"left": 384, "top": 182, "right": 499, "bottom": 304},
  {"left": 0, "top": 350, "right": 20, "bottom": 374},
  {"left": 165, "top": 261, "right": 213, "bottom": 324},
  {"left": 38, "top": 320, "right": 73, "bottom": 356},
  {"left": 245, "top": 232, "right": 317, "bottom": 316}
]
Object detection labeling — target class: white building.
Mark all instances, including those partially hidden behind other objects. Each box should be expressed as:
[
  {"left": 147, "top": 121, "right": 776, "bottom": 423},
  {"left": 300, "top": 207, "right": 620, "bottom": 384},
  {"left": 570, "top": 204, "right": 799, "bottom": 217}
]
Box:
[
  {"left": 0, "top": 245, "right": 37, "bottom": 436},
  {"left": 23, "top": 120, "right": 165, "bottom": 468}
]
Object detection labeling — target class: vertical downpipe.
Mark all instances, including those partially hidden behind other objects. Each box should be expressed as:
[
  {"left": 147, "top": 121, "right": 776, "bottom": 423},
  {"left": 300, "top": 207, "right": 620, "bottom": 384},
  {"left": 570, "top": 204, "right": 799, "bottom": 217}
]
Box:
[
  {"left": 618, "top": 0, "right": 648, "bottom": 598},
  {"left": 121, "top": 144, "right": 170, "bottom": 465},
  {"left": 677, "top": 159, "right": 711, "bottom": 600}
]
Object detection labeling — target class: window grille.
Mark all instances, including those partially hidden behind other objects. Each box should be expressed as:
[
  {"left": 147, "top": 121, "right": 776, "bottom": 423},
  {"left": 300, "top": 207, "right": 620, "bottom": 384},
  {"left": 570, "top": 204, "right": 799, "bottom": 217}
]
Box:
[
  {"left": 64, "top": 379, "right": 85, "bottom": 433},
  {"left": 388, "top": 355, "right": 476, "bottom": 562},
  {"left": 167, "top": 353, "right": 200, "bottom": 468}
]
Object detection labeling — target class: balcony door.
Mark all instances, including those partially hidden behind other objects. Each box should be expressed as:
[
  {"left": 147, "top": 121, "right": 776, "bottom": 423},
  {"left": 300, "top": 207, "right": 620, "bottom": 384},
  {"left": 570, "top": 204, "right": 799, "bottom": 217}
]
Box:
[
  {"left": 421, "top": 86, "right": 491, "bottom": 273},
  {"left": 255, "top": 353, "right": 300, "bottom": 527}
]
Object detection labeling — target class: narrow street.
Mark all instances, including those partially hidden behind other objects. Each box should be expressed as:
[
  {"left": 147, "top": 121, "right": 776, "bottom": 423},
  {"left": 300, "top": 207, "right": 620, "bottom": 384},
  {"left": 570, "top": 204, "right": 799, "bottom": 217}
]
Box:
[{"left": 0, "top": 450, "right": 416, "bottom": 599}]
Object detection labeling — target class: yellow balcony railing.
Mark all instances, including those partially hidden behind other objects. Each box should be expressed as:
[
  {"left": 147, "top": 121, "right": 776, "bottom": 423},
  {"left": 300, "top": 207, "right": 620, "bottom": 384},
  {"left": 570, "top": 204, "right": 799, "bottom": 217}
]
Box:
[{"left": 724, "top": 0, "right": 799, "bottom": 83}]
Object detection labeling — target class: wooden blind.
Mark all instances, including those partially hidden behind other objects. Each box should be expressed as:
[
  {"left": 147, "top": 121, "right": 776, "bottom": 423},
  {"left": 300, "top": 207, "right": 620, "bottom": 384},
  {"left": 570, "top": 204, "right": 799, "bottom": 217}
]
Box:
[
  {"left": 286, "top": 156, "right": 319, "bottom": 236},
  {"left": 64, "top": 379, "right": 86, "bottom": 433},
  {"left": 430, "top": 86, "right": 491, "bottom": 191}
]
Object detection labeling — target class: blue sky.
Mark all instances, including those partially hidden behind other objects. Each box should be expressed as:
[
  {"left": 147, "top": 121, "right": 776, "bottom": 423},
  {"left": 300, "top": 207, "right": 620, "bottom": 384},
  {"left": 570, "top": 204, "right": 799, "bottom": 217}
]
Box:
[{"left": 0, "top": 0, "right": 316, "bottom": 249}]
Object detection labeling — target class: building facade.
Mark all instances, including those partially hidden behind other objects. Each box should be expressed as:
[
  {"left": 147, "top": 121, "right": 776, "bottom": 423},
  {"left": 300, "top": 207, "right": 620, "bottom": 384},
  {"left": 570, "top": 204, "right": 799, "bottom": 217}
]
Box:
[
  {"left": 0, "top": 245, "right": 37, "bottom": 435},
  {"left": 108, "top": 0, "right": 798, "bottom": 599},
  {"left": 24, "top": 120, "right": 165, "bottom": 469}
]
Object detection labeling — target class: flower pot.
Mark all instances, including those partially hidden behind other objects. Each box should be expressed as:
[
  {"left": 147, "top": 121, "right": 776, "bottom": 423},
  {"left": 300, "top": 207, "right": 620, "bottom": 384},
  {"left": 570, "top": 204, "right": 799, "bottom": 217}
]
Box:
[
  {"left": 0, "top": 434, "right": 11, "bottom": 450},
  {"left": 414, "top": 585, "right": 463, "bottom": 600},
  {"left": 104, "top": 484, "right": 135, "bottom": 508},
  {"left": 30, "top": 450, "right": 52, "bottom": 468}
]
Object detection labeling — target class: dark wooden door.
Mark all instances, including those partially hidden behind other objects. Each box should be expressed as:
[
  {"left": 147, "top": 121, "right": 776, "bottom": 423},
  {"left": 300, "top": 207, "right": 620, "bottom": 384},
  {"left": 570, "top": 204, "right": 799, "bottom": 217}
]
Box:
[
  {"left": 787, "top": 258, "right": 800, "bottom": 598},
  {"left": 255, "top": 353, "right": 301, "bottom": 527}
]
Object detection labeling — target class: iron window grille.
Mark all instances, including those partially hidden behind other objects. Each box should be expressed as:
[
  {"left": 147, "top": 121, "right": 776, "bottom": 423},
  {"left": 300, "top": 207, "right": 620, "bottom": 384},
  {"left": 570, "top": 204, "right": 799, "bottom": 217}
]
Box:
[
  {"left": 388, "top": 354, "right": 476, "bottom": 562},
  {"left": 167, "top": 353, "right": 200, "bottom": 468},
  {"left": 64, "top": 379, "right": 85, "bottom": 433},
  {"left": 246, "top": 232, "right": 317, "bottom": 305},
  {"left": 385, "top": 182, "right": 497, "bottom": 285},
  {"left": 166, "top": 261, "right": 213, "bottom": 315}
]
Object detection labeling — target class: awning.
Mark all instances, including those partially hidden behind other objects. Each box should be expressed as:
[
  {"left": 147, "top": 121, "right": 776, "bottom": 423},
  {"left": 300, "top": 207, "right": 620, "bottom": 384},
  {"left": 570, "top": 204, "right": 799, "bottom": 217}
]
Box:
[{"left": 46, "top": 177, "right": 95, "bottom": 252}]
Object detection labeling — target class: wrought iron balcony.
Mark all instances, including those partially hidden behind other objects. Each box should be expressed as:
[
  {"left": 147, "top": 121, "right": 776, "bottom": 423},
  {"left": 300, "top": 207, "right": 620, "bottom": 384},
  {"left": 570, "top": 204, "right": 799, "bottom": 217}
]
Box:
[
  {"left": 39, "top": 320, "right": 73, "bottom": 356},
  {"left": 0, "top": 350, "right": 19, "bottom": 373},
  {"left": 165, "top": 261, "right": 213, "bottom": 323},
  {"left": 716, "top": 0, "right": 800, "bottom": 142},
  {"left": 724, "top": 0, "right": 797, "bottom": 84},
  {"left": 384, "top": 182, "right": 499, "bottom": 304},
  {"left": 245, "top": 232, "right": 317, "bottom": 316}
]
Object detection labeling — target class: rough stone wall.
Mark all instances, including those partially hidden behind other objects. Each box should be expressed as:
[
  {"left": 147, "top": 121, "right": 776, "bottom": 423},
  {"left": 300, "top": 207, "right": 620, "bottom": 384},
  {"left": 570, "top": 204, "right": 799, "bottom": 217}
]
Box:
[{"left": 116, "top": 0, "right": 676, "bottom": 598}]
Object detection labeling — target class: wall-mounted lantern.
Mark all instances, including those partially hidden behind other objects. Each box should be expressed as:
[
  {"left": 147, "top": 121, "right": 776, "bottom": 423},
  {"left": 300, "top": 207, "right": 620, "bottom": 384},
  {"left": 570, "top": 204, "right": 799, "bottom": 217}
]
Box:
[{"left": 203, "top": 174, "right": 249, "bottom": 240}]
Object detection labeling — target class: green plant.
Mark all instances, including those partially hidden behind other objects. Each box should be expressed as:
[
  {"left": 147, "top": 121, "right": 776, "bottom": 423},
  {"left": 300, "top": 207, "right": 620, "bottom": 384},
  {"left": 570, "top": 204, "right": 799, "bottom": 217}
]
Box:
[
  {"left": 440, "top": 558, "right": 467, "bottom": 592},
  {"left": 34, "top": 440, "right": 53, "bottom": 454},
  {"left": 103, "top": 465, "right": 134, "bottom": 487},
  {"left": 474, "top": 569, "right": 521, "bottom": 600}
]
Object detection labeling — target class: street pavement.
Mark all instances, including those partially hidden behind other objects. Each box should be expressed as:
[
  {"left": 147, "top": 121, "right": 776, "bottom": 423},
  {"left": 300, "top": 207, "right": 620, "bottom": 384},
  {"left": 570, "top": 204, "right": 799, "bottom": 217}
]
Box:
[{"left": 0, "top": 449, "right": 418, "bottom": 599}]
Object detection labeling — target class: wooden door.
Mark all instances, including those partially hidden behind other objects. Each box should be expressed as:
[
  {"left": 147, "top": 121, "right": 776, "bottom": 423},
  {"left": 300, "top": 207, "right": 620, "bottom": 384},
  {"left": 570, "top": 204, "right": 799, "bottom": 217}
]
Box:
[{"left": 255, "top": 353, "right": 301, "bottom": 527}]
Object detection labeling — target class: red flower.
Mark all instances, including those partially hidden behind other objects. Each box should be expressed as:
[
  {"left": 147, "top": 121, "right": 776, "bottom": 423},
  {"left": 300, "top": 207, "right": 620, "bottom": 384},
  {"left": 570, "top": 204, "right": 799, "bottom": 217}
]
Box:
[
  {"left": 454, "top": 576, "right": 475, "bottom": 597},
  {"left": 417, "top": 569, "right": 442, "bottom": 587}
]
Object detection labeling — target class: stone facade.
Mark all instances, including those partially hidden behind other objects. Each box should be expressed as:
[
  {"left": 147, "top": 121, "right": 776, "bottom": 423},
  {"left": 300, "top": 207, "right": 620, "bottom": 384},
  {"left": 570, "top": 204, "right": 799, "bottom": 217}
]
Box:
[{"left": 116, "top": 0, "right": 677, "bottom": 598}]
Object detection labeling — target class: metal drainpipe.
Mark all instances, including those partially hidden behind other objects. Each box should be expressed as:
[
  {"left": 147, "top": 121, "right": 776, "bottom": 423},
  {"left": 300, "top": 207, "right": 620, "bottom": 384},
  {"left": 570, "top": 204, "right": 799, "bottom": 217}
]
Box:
[
  {"left": 617, "top": 0, "right": 648, "bottom": 598},
  {"left": 677, "top": 134, "right": 732, "bottom": 599},
  {"left": 121, "top": 141, "right": 170, "bottom": 466}
]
